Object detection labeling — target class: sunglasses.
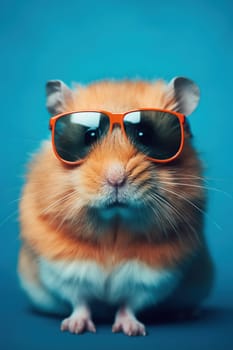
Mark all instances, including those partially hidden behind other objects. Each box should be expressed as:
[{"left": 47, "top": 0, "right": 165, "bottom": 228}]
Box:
[{"left": 49, "top": 108, "right": 185, "bottom": 165}]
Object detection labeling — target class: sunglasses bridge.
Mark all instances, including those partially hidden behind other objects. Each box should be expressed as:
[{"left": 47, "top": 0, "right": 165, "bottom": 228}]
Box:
[{"left": 104, "top": 113, "right": 125, "bottom": 133}]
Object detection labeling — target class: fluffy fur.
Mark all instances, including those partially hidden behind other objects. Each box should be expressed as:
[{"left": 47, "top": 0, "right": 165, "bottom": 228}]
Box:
[{"left": 18, "top": 78, "right": 214, "bottom": 336}]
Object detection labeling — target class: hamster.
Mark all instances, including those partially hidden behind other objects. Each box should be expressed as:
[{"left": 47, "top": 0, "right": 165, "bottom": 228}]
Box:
[{"left": 18, "top": 77, "right": 214, "bottom": 336}]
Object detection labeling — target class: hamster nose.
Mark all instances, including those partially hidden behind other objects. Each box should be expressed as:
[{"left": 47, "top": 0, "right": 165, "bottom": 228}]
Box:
[{"left": 105, "top": 163, "right": 127, "bottom": 187}]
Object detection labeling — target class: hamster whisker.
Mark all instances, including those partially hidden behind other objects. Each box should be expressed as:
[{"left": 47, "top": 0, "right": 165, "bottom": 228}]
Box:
[
  {"left": 9, "top": 198, "right": 21, "bottom": 205},
  {"left": 147, "top": 192, "right": 188, "bottom": 225},
  {"left": 151, "top": 197, "right": 186, "bottom": 241},
  {"left": 158, "top": 181, "right": 232, "bottom": 198},
  {"left": 39, "top": 190, "right": 81, "bottom": 215},
  {"left": 159, "top": 175, "right": 204, "bottom": 182},
  {"left": 147, "top": 193, "right": 178, "bottom": 229},
  {"left": 46, "top": 202, "right": 84, "bottom": 231},
  {"left": 158, "top": 172, "right": 229, "bottom": 181},
  {"left": 146, "top": 192, "right": 199, "bottom": 242},
  {"left": 0, "top": 209, "right": 19, "bottom": 228},
  {"left": 63, "top": 203, "right": 85, "bottom": 228},
  {"left": 54, "top": 209, "right": 72, "bottom": 232},
  {"left": 37, "top": 190, "right": 84, "bottom": 228},
  {"left": 164, "top": 172, "right": 230, "bottom": 183},
  {"left": 141, "top": 196, "right": 169, "bottom": 239},
  {"left": 158, "top": 186, "right": 222, "bottom": 231}
]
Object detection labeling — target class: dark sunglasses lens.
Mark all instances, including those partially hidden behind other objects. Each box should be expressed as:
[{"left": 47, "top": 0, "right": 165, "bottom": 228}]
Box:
[
  {"left": 53, "top": 112, "right": 110, "bottom": 162},
  {"left": 124, "top": 110, "right": 182, "bottom": 160}
]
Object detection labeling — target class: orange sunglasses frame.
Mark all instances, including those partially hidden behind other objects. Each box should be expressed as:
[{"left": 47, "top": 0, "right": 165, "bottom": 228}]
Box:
[{"left": 49, "top": 108, "right": 185, "bottom": 165}]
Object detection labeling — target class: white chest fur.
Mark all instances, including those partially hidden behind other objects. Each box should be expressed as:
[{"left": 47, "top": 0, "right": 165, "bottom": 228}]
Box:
[{"left": 39, "top": 258, "right": 180, "bottom": 312}]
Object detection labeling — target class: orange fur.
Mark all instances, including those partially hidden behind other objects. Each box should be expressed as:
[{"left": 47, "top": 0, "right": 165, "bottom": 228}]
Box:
[
  {"left": 19, "top": 79, "right": 205, "bottom": 270},
  {"left": 20, "top": 184, "right": 199, "bottom": 268},
  {"left": 67, "top": 80, "right": 176, "bottom": 112}
]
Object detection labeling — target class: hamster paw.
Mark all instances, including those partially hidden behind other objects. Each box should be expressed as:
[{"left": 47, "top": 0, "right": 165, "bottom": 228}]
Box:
[
  {"left": 61, "top": 306, "right": 96, "bottom": 334},
  {"left": 112, "top": 307, "right": 146, "bottom": 336}
]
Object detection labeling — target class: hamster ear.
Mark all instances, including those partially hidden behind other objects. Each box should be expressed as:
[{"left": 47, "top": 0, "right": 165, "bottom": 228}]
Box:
[
  {"left": 46, "top": 80, "right": 74, "bottom": 115},
  {"left": 168, "top": 77, "right": 200, "bottom": 116}
]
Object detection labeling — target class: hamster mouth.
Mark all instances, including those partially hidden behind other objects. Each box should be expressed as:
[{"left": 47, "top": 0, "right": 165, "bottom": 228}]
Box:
[
  {"left": 88, "top": 197, "right": 156, "bottom": 232},
  {"left": 105, "top": 200, "right": 128, "bottom": 209},
  {"left": 100, "top": 189, "right": 130, "bottom": 210},
  {"left": 89, "top": 189, "right": 152, "bottom": 229},
  {"left": 91, "top": 197, "right": 143, "bottom": 224},
  {"left": 99, "top": 200, "right": 129, "bottom": 219}
]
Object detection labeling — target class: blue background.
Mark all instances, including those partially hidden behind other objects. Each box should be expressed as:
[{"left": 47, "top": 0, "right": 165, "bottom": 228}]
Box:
[{"left": 1, "top": 0, "right": 233, "bottom": 349}]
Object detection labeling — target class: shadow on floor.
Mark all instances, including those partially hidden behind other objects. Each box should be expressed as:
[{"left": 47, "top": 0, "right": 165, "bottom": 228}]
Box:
[{"left": 27, "top": 303, "right": 233, "bottom": 327}]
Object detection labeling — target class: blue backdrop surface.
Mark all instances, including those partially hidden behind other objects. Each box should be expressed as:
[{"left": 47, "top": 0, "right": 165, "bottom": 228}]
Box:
[{"left": 1, "top": 0, "right": 233, "bottom": 349}]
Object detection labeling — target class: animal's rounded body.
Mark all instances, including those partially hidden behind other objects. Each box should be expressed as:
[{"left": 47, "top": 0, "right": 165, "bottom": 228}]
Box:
[{"left": 18, "top": 78, "right": 214, "bottom": 336}]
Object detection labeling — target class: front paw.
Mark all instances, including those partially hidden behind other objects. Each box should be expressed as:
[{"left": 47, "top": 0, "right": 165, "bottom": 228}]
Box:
[
  {"left": 61, "top": 306, "right": 96, "bottom": 334},
  {"left": 112, "top": 307, "right": 146, "bottom": 336}
]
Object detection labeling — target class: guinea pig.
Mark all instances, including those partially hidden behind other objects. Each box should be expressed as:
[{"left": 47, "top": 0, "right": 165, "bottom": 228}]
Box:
[{"left": 18, "top": 77, "right": 214, "bottom": 336}]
